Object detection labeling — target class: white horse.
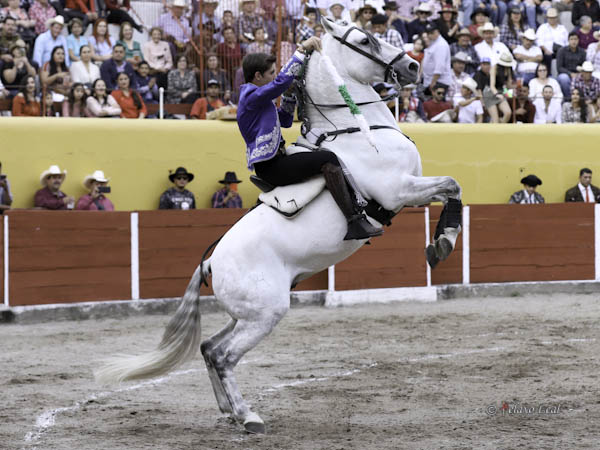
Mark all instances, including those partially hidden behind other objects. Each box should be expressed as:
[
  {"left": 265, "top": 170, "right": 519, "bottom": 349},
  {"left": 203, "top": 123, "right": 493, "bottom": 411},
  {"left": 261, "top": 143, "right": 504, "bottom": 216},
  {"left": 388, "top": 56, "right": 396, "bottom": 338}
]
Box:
[{"left": 95, "top": 19, "right": 462, "bottom": 434}]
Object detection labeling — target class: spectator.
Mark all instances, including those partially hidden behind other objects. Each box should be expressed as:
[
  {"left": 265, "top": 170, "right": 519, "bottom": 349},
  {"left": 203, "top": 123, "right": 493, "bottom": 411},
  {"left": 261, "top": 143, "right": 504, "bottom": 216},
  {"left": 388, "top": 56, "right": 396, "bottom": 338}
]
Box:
[
  {"left": 373, "top": 82, "right": 397, "bottom": 115},
  {"left": 66, "top": 17, "right": 89, "bottom": 63},
  {"left": 167, "top": 54, "right": 197, "bottom": 104},
  {"left": 62, "top": 0, "right": 97, "bottom": 32},
  {"left": 42, "top": 90, "right": 55, "bottom": 116},
  {"left": 587, "top": 30, "right": 600, "bottom": 78},
  {"left": 572, "top": 0, "right": 600, "bottom": 27},
  {"left": 159, "top": 166, "right": 196, "bottom": 210},
  {"left": 528, "top": 62, "right": 562, "bottom": 100},
  {"left": 435, "top": 4, "right": 459, "bottom": 44},
  {"left": 468, "top": 8, "right": 490, "bottom": 45},
  {"left": 186, "top": 20, "right": 217, "bottom": 74},
  {"left": 398, "top": 84, "right": 426, "bottom": 122},
  {"left": 488, "top": 52, "right": 515, "bottom": 123},
  {"left": 565, "top": 167, "right": 600, "bottom": 202},
  {"left": 354, "top": 4, "right": 376, "bottom": 30},
  {"left": 589, "top": 94, "right": 600, "bottom": 121},
  {"left": 562, "top": 87, "right": 591, "bottom": 122},
  {"left": 450, "top": 28, "right": 480, "bottom": 75},
  {"left": 1, "top": 41, "right": 37, "bottom": 96},
  {"left": 116, "top": 21, "right": 142, "bottom": 70},
  {"left": 328, "top": 2, "right": 348, "bottom": 25},
  {"left": 383, "top": 1, "right": 408, "bottom": 43},
  {"left": 447, "top": 51, "right": 471, "bottom": 102},
  {"left": 0, "top": 161, "right": 13, "bottom": 214},
  {"left": 246, "top": 27, "right": 272, "bottom": 54},
  {"left": 33, "top": 15, "right": 70, "bottom": 67},
  {"left": 536, "top": 8, "right": 568, "bottom": 69},
  {"left": 109, "top": 71, "right": 146, "bottom": 118},
  {"left": 62, "top": 82, "right": 90, "bottom": 117},
  {"left": 423, "top": 83, "right": 455, "bottom": 122},
  {"left": 556, "top": 31, "right": 586, "bottom": 98},
  {"left": 0, "top": 17, "right": 21, "bottom": 58},
  {"left": 407, "top": 36, "right": 424, "bottom": 63},
  {"left": 213, "top": 26, "right": 242, "bottom": 86},
  {"left": 86, "top": 78, "right": 121, "bottom": 117},
  {"left": 509, "top": 174, "right": 545, "bottom": 204},
  {"left": 104, "top": 0, "right": 143, "bottom": 32},
  {"left": 533, "top": 84, "right": 562, "bottom": 122},
  {"left": 192, "top": 0, "right": 220, "bottom": 35},
  {"left": 76, "top": 170, "right": 114, "bottom": 210},
  {"left": 11, "top": 74, "right": 40, "bottom": 116},
  {"left": 155, "top": 0, "right": 191, "bottom": 51},
  {"left": 100, "top": 43, "right": 136, "bottom": 92},
  {"left": 69, "top": 44, "right": 99, "bottom": 88},
  {"left": 296, "top": 6, "right": 318, "bottom": 42},
  {"left": 135, "top": 61, "right": 158, "bottom": 105},
  {"left": 575, "top": 15, "right": 598, "bottom": 50},
  {"left": 510, "top": 84, "right": 536, "bottom": 122},
  {"left": 142, "top": 27, "right": 172, "bottom": 90},
  {"left": 371, "top": 13, "right": 404, "bottom": 48},
  {"left": 0, "top": 77, "right": 8, "bottom": 99},
  {"left": 422, "top": 22, "right": 452, "bottom": 94},
  {"left": 190, "top": 78, "right": 225, "bottom": 119},
  {"left": 474, "top": 22, "right": 512, "bottom": 67},
  {"left": 571, "top": 60, "right": 600, "bottom": 101},
  {"left": 28, "top": 0, "right": 57, "bottom": 36},
  {"left": 277, "top": 26, "right": 297, "bottom": 74},
  {"left": 513, "top": 28, "right": 543, "bottom": 85},
  {"left": 211, "top": 171, "right": 243, "bottom": 208},
  {"left": 34, "top": 164, "right": 74, "bottom": 210},
  {"left": 1, "top": 0, "right": 35, "bottom": 47},
  {"left": 202, "top": 52, "right": 231, "bottom": 99},
  {"left": 407, "top": 3, "right": 432, "bottom": 42},
  {"left": 237, "top": 0, "right": 264, "bottom": 48},
  {"left": 89, "top": 18, "right": 112, "bottom": 63},
  {"left": 40, "top": 45, "right": 71, "bottom": 99},
  {"left": 454, "top": 77, "right": 484, "bottom": 123},
  {"left": 500, "top": 7, "right": 525, "bottom": 52}
]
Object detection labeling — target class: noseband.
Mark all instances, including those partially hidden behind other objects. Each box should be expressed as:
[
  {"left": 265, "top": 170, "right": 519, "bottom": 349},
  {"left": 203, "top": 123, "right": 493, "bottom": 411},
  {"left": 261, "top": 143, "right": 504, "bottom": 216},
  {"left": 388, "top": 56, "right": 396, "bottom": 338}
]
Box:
[{"left": 331, "top": 27, "right": 406, "bottom": 84}]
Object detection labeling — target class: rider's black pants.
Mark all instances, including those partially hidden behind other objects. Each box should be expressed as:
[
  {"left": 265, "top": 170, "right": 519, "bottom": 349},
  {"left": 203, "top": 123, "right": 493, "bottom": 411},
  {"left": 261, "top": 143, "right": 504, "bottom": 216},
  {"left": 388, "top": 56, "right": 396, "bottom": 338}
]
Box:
[{"left": 254, "top": 150, "right": 341, "bottom": 187}]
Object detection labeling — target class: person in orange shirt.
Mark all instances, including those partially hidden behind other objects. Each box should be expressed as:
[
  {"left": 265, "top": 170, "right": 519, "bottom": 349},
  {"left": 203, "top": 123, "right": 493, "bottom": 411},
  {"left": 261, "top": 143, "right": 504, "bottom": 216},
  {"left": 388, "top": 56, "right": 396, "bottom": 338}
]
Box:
[
  {"left": 190, "top": 79, "right": 225, "bottom": 119},
  {"left": 62, "top": 0, "right": 97, "bottom": 32},
  {"left": 109, "top": 72, "right": 147, "bottom": 119},
  {"left": 11, "top": 75, "right": 41, "bottom": 117}
]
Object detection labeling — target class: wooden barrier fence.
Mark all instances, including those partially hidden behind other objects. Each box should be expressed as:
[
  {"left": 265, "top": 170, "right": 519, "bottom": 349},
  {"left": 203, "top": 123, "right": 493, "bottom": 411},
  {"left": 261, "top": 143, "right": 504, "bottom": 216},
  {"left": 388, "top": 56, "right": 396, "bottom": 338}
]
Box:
[{"left": 1, "top": 203, "right": 597, "bottom": 307}]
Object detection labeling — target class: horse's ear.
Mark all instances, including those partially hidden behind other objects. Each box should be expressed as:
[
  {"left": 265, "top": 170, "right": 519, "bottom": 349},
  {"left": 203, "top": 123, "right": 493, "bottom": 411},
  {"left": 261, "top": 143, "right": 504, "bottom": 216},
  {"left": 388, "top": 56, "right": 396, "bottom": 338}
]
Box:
[{"left": 320, "top": 17, "right": 340, "bottom": 36}]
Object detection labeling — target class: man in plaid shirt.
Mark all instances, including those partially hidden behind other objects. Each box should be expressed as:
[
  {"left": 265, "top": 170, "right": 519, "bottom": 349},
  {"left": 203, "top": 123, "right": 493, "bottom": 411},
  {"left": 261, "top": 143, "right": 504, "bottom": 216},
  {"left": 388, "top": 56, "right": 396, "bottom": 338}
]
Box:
[
  {"left": 28, "top": 0, "right": 56, "bottom": 35},
  {"left": 371, "top": 14, "right": 404, "bottom": 48},
  {"left": 237, "top": 0, "right": 264, "bottom": 48},
  {"left": 571, "top": 61, "right": 600, "bottom": 101},
  {"left": 295, "top": 7, "right": 317, "bottom": 43}
]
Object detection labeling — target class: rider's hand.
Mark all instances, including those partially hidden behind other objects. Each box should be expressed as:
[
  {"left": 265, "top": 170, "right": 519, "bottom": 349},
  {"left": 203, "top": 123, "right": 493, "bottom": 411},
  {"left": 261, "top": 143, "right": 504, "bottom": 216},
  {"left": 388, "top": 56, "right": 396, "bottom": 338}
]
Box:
[{"left": 300, "top": 36, "right": 322, "bottom": 53}]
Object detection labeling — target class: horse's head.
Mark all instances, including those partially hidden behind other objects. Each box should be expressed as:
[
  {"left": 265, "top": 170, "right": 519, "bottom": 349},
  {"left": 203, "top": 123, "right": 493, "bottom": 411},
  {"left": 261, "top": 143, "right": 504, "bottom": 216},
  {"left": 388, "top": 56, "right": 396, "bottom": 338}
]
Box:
[{"left": 320, "top": 18, "right": 419, "bottom": 87}]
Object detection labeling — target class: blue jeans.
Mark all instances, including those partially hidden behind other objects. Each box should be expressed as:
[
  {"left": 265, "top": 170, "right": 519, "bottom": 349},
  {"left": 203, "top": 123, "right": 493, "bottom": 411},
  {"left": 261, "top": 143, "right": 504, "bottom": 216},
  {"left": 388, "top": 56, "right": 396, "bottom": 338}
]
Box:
[
  {"left": 557, "top": 73, "right": 573, "bottom": 99},
  {"left": 507, "top": 0, "right": 537, "bottom": 29},
  {"left": 461, "top": 0, "right": 475, "bottom": 26},
  {"left": 490, "top": 1, "right": 508, "bottom": 26}
]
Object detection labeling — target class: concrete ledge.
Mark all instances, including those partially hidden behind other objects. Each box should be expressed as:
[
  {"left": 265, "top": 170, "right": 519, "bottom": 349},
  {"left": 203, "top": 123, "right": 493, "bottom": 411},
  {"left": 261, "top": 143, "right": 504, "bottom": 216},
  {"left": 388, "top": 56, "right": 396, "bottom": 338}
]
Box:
[{"left": 437, "top": 280, "right": 600, "bottom": 300}]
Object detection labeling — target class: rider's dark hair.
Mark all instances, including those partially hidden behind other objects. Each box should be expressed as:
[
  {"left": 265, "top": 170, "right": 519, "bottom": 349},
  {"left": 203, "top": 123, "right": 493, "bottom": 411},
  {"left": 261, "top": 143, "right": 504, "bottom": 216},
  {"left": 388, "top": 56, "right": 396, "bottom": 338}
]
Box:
[{"left": 243, "top": 53, "right": 276, "bottom": 83}]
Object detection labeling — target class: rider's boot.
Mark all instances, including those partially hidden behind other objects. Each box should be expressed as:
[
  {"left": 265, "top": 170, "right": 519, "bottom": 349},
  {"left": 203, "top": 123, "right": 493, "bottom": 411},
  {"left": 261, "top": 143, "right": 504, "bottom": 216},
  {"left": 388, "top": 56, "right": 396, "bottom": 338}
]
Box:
[{"left": 322, "top": 163, "right": 383, "bottom": 240}]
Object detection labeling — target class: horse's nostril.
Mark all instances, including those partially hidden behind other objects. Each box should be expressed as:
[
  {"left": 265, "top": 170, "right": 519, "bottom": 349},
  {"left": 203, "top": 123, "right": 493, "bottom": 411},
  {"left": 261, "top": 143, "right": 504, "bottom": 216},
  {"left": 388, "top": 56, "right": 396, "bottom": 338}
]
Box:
[{"left": 408, "top": 62, "right": 419, "bottom": 74}]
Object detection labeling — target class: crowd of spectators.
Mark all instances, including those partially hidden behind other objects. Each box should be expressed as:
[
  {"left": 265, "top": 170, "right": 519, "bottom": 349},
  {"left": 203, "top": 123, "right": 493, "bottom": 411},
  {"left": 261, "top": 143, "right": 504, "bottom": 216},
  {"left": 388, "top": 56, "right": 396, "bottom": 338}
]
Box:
[{"left": 1, "top": 0, "right": 600, "bottom": 122}]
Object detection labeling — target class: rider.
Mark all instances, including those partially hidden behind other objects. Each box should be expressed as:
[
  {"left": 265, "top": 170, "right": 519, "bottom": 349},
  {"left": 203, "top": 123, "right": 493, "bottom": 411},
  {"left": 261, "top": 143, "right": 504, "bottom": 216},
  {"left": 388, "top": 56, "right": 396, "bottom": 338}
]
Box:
[{"left": 237, "top": 36, "right": 383, "bottom": 240}]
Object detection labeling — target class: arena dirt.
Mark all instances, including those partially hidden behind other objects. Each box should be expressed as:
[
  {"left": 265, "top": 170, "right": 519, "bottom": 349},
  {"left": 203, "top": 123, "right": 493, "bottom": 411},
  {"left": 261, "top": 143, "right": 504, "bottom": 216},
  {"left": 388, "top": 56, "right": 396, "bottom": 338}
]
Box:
[{"left": 2, "top": 293, "right": 599, "bottom": 450}]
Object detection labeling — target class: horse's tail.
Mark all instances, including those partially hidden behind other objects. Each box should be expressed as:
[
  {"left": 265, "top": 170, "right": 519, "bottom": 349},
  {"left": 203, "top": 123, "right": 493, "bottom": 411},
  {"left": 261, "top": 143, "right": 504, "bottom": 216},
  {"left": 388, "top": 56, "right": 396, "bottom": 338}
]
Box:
[{"left": 94, "top": 262, "right": 209, "bottom": 384}]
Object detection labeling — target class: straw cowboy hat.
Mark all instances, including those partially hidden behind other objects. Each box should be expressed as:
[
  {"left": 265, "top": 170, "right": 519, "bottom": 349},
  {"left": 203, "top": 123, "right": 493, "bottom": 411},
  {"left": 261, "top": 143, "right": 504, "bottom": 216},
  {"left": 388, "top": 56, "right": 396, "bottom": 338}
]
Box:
[
  {"left": 219, "top": 171, "right": 242, "bottom": 184},
  {"left": 577, "top": 61, "right": 595, "bottom": 72},
  {"left": 83, "top": 170, "right": 110, "bottom": 189},
  {"left": 329, "top": 2, "right": 345, "bottom": 10},
  {"left": 45, "top": 15, "right": 65, "bottom": 28},
  {"left": 545, "top": 7, "right": 558, "bottom": 18},
  {"left": 521, "top": 175, "right": 542, "bottom": 187},
  {"left": 456, "top": 28, "right": 471, "bottom": 38},
  {"left": 40, "top": 165, "right": 67, "bottom": 185},
  {"left": 172, "top": 0, "right": 186, "bottom": 7},
  {"left": 452, "top": 51, "right": 471, "bottom": 63},
  {"left": 440, "top": 4, "right": 458, "bottom": 15},
  {"left": 477, "top": 22, "right": 499, "bottom": 38},
  {"left": 415, "top": 3, "right": 432, "bottom": 14},
  {"left": 169, "top": 167, "right": 194, "bottom": 182},
  {"left": 460, "top": 77, "right": 478, "bottom": 95},
  {"left": 521, "top": 28, "right": 536, "bottom": 42},
  {"left": 497, "top": 52, "right": 514, "bottom": 67}
]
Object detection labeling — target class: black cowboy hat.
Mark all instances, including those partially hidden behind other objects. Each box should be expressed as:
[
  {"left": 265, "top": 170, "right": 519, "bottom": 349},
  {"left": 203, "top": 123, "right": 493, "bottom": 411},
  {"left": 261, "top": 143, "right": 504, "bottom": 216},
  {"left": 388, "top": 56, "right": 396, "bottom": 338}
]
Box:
[
  {"left": 371, "top": 14, "right": 388, "bottom": 25},
  {"left": 383, "top": 1, "right": 398, "bottom": 11},
  {"left": 470, "top": 7, "right": 490, "bottom": 21},
  {"left": 520, "top": 174, "right": 542, "bottom": 187},
  {"left": 169, "top": 166, "right": 194, "bottom": 182},
  {"left": 219, "top": 171, "right": 242, "bottom": 184}
]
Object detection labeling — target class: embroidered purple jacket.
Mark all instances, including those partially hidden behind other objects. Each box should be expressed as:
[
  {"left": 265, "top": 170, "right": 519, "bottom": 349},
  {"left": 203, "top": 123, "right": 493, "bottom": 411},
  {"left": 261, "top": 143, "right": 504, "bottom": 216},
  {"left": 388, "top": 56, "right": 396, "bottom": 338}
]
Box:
[{"left": 237, "top": 51, "right": 305, "bottom": 169}]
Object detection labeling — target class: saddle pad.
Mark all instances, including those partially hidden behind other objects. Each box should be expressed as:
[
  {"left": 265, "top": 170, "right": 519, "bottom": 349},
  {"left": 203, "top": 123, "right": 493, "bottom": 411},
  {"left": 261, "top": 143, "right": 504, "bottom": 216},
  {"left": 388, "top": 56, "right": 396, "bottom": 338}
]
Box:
[{"left": 259, "top": 175, "right": 326, "bottom": 217}]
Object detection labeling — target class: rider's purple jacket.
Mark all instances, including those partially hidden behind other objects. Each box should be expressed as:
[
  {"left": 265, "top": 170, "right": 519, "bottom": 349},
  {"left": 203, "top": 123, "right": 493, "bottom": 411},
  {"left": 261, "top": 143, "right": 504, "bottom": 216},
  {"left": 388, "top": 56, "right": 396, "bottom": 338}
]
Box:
[{"left": 237, "top": 51, "right": 305, "bottom": 170}]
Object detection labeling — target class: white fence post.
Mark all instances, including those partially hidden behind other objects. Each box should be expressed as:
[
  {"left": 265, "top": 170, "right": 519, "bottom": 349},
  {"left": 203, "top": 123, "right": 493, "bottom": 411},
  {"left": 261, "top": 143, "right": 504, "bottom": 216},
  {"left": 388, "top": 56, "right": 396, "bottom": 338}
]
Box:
[
  {"left": 159, "top": 87, "right": 164, "bottom": 119},
  {"left": 3, "top": 215, "right": 8, "bottom": 307},
  {"left": 130, "top": 212, "right": 140, "bottom": 300},
  {"left": 425, "top": 207, "right": 431, "bottom": 287},
  {"left": 462, "top": 206, "right": 470, "bottom": 284},
  {"left": 327, "top": 265, "right": 335, "bottom": 293}
]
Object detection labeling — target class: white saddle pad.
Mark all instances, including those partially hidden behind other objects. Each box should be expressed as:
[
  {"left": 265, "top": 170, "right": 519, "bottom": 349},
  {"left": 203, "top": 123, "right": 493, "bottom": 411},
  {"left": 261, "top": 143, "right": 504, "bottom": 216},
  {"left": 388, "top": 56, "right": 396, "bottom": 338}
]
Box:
[{"left": 259, "top": 175, "right": 326, "bottom": 218}]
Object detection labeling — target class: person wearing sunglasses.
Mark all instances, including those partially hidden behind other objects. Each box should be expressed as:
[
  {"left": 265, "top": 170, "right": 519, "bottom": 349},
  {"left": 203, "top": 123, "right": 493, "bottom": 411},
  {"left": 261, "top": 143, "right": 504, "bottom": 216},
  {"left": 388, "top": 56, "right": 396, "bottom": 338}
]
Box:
[{"left": 158, "top": 166, "right": 196, "bottom": 210}]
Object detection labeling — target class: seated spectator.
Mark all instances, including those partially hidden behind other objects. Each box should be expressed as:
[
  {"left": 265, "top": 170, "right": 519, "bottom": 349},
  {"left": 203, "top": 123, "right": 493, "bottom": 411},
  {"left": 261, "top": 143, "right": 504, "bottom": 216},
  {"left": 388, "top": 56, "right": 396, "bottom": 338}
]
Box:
[
  {"left": 1, "top": 41, "right": 37, "bottom": 96},
  {"left": 59, "top": 0, "right": 97, "bottom": 32},
  {"left": 435, "top": 4, "right": 459, "bottom": 45},
  {"left": 28, "top": 0, "right": 57, "bottom": 36},
  {"left": 572, "top": 0, "right": 600, "bottom": 28},
  {"left": 575, "top": 15, "right": 597, "bottom": 50},
  {"left": 213, "top": 26, "right": 243, "bottom": 85},
  {"left": 511, "top": 84, "right": 536, "bottom": 123},
  {"left": 586, "top": 31, "right": 600, "bottom": 78},
  {"left": 191, "top": 0, "right": 219, "bottom": 37},
  {"left": 372, "top": 13, "right": 404, "bottom": 48},
  {"left": 2, "top": 0, "right": 36, "bottom": 47},
  {"left": 500, "top": 7, "right": 526, "bottom": 52},
  {"left": 590, "top": 94, "right": 600, "bottom": 122},
  {"left": 237, "top": 0, "right": 265, "bottom": 49},
  {"left": 562, "top": 87, "right": 591, "bottom": 122},
  {"left": 100, "top": 44, "right": 136, "bottom": 92},
  {"left": 40, "top": 45, "right": 71, "bottom": 100},
  {"left": 513, "top": 28, "right": 543, "bottom": 85},
  {"left": 535, "top": 8, "right": 568, "bottom": 69},
  {"left": 116, "top": 21, "right": 142, "bottom": 70},
  {"left": 159, "top": 166, "right": 196, "bottom": 210},
  {"left": 408, "top": 36, "right": 425, "bottom": 64},
  {"left": 62, "top": 82, "right": 90, "bottom": 117},
  {"left": 383, "top": 1, "right": 408, "bottom": 43},
  {"left": 34, "top": 164, "right": 74, "bottom": 209},
  {"left": 509, "top": 175, "right": 545, "bottom": 204},
  {"left": 474, "top": 22, "right": 511, "bottom": 67},
  {"left": 89, "top": 18, "right": 112, "bottom": 64},
  {"left": 450, "top": 28, "right": 480, "bottom": 75},
  {"left": 190, "top": 78, "right": 225, "bottom": 119},
  {"left": 142, "top": 27, "right": 172, "bottom": 89},
  {"left": 468, "top": 8, "right": 490, "bottom": 46},
  {"left": 104, "top": 0, "right": 143, "bottom": 32},
  {"left": 66, "top": 17, "right": 89, "bottom": 63},
  {"left": 0, "top": 17, "right": 21, "bottom": 61},
  {"left": 565, "top": 167, "right": 600, "bottom": 202},
  {"left": 0, "top": 161, "right": 13, "bottom": 214},
  {"left": 33, "top": 15, "right": 70, "bottom": 67},
  {"left": 295, "top": 7, "right": 317, "bottom": 42},
  {"left": 11, "top": 74, "right": 40, "bottom": 116},
  {"left": 447, "top": 51, "right": 471, "bottom": 103},
  {"left": 43, "top": 90, "right": 56, "bottom": 116},
  {"left": 187, "top": 21, "right": 217, "bottom": 70},
  {"left": 277, "top": 27, "right": 297, "bottom": 74},
  {"left": 572, "top": 60, "right": 600, "bottom": 101},
  {"left": 422, "top": 22, "right": 453, "bottom": 95},
  {"left": 167, "top": 55, "right": 198, "bottom": 104},
  {"left": 246, "top": 27, "right": 272, "bottom": 55},
  {"left": 407, "top": 3, "right": 432, "bottom": 42},
  {"left": 76, "top": 170, "right": 114, "bottom": 210},
  {"left": 212, "top": 171, "right": 243, "bottom": 208},
  {"left": 489, "top": 52, "right": 516, "bottom": 123},
  {"left": 69, "top": 44, "right": 99, "bottom": 89},
  {"left": 373, "top": 82, "right": 397, "bottom": 115},
  {"left": 328, "top": 2, "right": 347, "bottom": 25},
  {"left": 202, "top": 52, "right": 231, "bottom": 101},
  {"left": 556, "top": 32, "right": 587, "bottom": 98},
  {"left": 86, "top": 78, "right": 121, "bottom": 117},
  {"left": 528, "top": 63, "right": 562, "bottom": 101},
  {"left": 423, "top": 83, "right": 455, "bottom": 122},
  {"left": 398, "top": 84, "right": 426, "bottom": 122},
  {"left": 135, "top": 61, "right": 158, "bottom": 104},
  {"left": 154, "top": 0, "right": 191, "bottom": 52},
  {"left": 533, "top": 85, "right": 562, "bottom": 123},
  {"left": 109, "top": 72, "right": 146, "bottom": 118},
  {"left": 454, "top": 77, "right": 484, "bottom": 123}
]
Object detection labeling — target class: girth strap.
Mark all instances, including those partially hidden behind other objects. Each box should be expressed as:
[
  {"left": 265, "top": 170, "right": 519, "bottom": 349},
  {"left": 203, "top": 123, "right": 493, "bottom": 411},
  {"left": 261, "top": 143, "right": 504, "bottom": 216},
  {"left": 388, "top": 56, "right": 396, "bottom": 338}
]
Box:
[
  {"left": 364, "top": 199, "right": 397, "bottom": 227},
  {"left": 315, "top": 125, "right": 398, "bottom": 147}
]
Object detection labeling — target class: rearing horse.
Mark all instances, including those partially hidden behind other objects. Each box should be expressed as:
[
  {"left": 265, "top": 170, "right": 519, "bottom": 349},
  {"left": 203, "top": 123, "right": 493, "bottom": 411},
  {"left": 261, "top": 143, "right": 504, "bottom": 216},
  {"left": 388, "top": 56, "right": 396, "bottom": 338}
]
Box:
[{"left": 95, "top": 19, "right": 462, "bottom": 434}]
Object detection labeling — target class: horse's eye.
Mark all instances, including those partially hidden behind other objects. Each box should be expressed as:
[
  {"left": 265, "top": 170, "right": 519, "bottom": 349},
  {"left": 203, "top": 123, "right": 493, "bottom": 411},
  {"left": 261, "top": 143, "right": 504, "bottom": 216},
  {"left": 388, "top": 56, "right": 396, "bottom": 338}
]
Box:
[{"left": 360, "top": 38, "right": 369, "bottom": 45}]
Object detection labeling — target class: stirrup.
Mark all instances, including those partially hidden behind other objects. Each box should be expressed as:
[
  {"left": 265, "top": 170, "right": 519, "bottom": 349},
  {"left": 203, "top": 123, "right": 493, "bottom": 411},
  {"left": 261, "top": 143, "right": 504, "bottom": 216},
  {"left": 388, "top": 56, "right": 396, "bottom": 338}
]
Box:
[{"left": 344, "top": 214, "right": 383, "bottom": 241}]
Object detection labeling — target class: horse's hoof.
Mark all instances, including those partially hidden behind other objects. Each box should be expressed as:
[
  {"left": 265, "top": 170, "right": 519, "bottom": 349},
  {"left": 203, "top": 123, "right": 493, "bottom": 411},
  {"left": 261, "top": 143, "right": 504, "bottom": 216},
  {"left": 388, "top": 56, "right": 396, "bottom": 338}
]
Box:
[
  {"left": 425, "top": 244, "right": 439, "bottom": 269},
  {"left": 435, "top": 236, "right": 453, "bottom": 261},
  {"left": 244, "top": 421, "right": 266, "bottom": 434}
]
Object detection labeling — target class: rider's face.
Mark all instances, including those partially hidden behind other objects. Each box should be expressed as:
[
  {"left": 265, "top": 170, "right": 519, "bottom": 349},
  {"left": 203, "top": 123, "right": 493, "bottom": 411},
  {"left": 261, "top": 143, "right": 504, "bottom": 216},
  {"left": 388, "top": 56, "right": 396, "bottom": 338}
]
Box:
[{"left": 255, "top": 63, "right": 276, "bottom": 86}]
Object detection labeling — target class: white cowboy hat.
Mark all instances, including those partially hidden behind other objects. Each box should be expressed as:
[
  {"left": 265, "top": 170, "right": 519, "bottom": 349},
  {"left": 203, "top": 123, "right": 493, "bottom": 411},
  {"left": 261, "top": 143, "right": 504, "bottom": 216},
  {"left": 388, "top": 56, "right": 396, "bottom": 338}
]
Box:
[
  {"left": 83, "top": 170, "right": 110, "bottom": 189},
  {"left": 40, "top": 165, "right": 67, "bottom": 185},
  {"left": 415, "top": 3, "right": 432, "bottom": 14},
  {"left": 477, "top": 22, "right": 499, "bottom": 38},
  {"left": 172, "top": 0, "right": 186, "bottom": 7},
  {"left": 546, "top": 7, "right": 558, "bottom": 18},
  {"left": 460, "top": 77, "right": 478, "bottom": 95},
  {"left": 452, "top": 51, "right": 471, "bottom": 63},
  {"left": 520, "top": 28, "right": 536, "bottom": 42},
  {"left": 497, "top": 52, "right": 514, "bottom": 67},
  {"left": 45, "top": 15, "right": 65, "bottom": 28},
  {"left": 578, "top": 61, "right": 595, "bottom": 72},
  {"left": 329, "top": 2, "right": 345, "bottom": 10}
]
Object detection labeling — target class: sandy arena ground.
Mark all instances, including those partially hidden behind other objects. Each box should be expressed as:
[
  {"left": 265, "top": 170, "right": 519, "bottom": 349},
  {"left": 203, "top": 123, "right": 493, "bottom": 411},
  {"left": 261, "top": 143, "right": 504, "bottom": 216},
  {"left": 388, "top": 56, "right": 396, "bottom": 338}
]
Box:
[{"left": 2, "top": 293, "right": 599, "bottom": 450}]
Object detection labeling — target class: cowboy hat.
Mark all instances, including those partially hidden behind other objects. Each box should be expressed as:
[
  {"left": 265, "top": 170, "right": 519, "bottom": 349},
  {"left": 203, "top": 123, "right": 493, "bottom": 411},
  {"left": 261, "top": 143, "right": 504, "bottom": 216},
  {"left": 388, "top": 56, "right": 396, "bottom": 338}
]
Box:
[
  {"left": 371, "top": 14, "right": 388, "bottom": 25},
  {"left": 456, "top": 27, "right": 471, "bottom": 37},
  {"left": 477, "top": 22, "right": 498, "bottom": 38},
  {"left": 497, "top": 52, "right": 514, "bottom": 67},
  {"left": 46, "top": 15, "right": 65, "bottom": 28},
  {"left": 40, "top": 165, "right": 67, "bottom": 185},
  {"left": 440, "top": 4, "right": 458, "bottom": 14},
  {"left": 415, "top": 3, "right": 432, "bottom": 14},
  {"left": 460, "top": 77, "right": 478, "bottom": 95},
  {"left": 83, "top": 170, "right": 110, "bottom": 189},
  {"left": 546, "top": 7, "right": 558, "bottom": 18},
  {"left": 219, "top": 171, "right": 242, "bottom": 184},
  {"left": 452, "top": 51, "right": 471, "bottom": 63},
  {"left": 470, "top": 7, "right": 489, "bottom": 21},
  {"left": 520, "top": 174, "right": 542, "bottom": 187},
  {"left": 383, "top": 1, "right": 398, "bottom": 11},
  {"left": 520, "top": 28, "right": 536, "bottom": 42},
  {"left": 172, "top": 0, "right": 186, "bottom": 7},
  {"left": 169, "top": 166, "right": 195, "bottom": 182},
  {"left": 329, "top": 2, "right": 345, "bottom": 10},
  {"left": 357, "top": 4, "right": 377, "bottom": 15},
  {"left": 578, "top": 61, "right": 594, "bottom": 72}
]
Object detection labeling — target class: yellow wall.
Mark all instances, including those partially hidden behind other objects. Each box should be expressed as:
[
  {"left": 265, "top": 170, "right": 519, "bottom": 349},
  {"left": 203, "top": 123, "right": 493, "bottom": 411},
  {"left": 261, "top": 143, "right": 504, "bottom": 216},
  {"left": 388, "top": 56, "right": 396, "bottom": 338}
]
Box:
[{"left": 0, "top": 118, "right": 597, "bottom": 209}]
